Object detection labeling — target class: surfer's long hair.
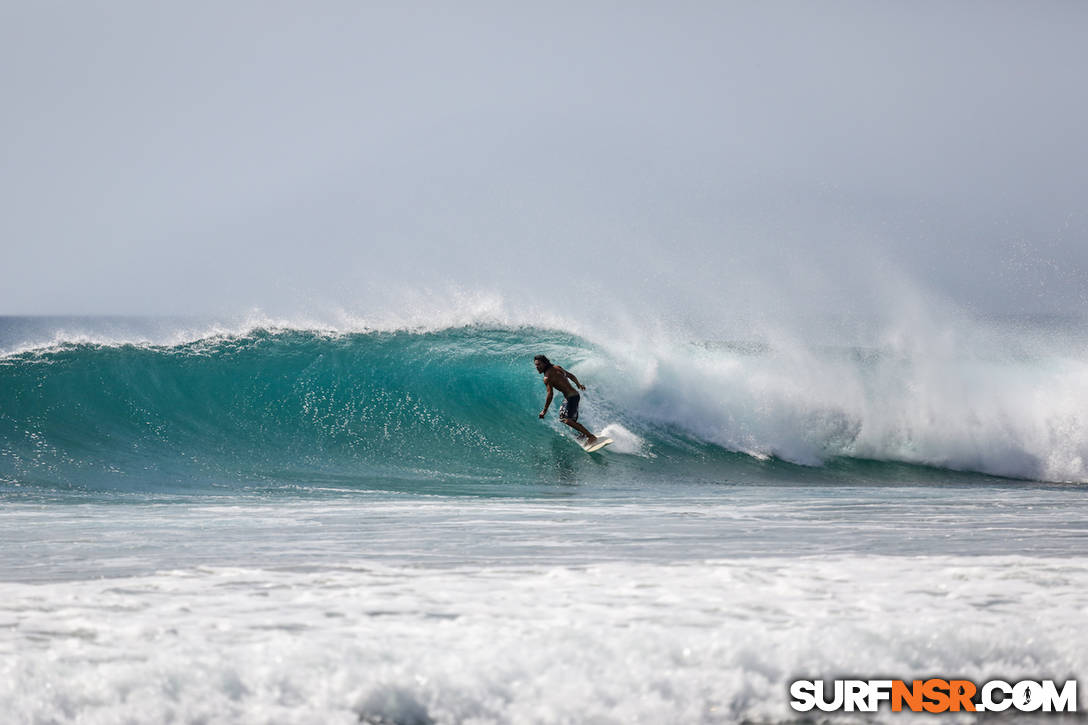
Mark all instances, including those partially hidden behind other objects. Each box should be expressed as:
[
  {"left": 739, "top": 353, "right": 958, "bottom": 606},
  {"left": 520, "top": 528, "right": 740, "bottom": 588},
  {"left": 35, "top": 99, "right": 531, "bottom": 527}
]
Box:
[{"left": 534, "top": 354, "right": 552, "bottom": 371}]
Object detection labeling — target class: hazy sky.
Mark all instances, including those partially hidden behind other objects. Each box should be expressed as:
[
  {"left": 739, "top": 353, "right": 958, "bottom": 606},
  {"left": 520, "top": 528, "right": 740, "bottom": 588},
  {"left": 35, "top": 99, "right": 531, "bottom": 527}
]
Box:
[{"left": 2, "top": 1, "right": 1086, "bottom": 318}]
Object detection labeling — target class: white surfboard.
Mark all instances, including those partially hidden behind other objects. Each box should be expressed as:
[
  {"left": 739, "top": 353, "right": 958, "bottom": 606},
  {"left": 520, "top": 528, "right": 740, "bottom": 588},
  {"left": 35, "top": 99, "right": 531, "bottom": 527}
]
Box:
[{"left": 581, "top": 436, "right": 614, "bottom": 453}]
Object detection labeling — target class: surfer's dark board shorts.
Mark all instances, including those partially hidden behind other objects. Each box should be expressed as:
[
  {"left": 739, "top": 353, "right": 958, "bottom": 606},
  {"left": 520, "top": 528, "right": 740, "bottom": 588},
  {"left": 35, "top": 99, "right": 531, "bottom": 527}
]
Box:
[{"left": 558, "top": 393, "right": 580, "bottom": 422}]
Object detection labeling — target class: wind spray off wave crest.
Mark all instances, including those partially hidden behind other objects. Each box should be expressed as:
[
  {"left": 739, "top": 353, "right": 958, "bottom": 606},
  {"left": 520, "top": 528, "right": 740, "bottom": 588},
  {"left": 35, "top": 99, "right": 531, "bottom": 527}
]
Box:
[{"left": 601, "top": 312, "right": 1088, "bottom": 483}]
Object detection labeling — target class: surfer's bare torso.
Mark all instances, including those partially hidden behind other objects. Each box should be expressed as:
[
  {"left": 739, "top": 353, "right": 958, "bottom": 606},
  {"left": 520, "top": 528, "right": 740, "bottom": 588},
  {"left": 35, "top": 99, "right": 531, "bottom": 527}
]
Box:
[{"left": 542, "top": 365, "right": 579, "bottom": 399}]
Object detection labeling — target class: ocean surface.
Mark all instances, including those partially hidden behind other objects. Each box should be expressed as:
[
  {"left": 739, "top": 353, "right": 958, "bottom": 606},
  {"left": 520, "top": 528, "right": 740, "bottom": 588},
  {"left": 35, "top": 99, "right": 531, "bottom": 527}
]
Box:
[{"left": 2, "top": 314, "right": 1087, "bottom": 723}]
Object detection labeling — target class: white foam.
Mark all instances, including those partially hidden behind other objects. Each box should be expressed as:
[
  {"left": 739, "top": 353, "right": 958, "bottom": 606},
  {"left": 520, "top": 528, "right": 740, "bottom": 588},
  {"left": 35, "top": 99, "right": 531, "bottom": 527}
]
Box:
[
  {"left": 594, "top": 309, "right": 1088, "bottom": 482},
  {"left": 1, "top": 556, "right": 1084, "bottom": 724},
  {"left": 598, "top": 422, "right": 650, "bottom": 456}
]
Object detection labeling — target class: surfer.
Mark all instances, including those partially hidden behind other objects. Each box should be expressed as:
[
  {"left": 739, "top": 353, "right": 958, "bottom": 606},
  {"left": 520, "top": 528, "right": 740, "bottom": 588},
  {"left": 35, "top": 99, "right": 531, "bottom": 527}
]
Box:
[{"left": 534, "top": 355, "right": 598, "bottom": 444}]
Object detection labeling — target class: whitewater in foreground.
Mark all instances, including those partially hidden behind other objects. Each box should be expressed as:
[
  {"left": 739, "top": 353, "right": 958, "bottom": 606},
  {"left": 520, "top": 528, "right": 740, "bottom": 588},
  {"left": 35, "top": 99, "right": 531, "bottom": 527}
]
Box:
[{"left": 1, "top": 312, "right": 1087, "bottom": 723}]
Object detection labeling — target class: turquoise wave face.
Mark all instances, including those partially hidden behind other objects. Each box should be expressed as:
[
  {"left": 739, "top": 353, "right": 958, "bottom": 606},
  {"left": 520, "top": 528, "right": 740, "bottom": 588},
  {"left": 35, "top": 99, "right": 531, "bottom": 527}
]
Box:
[{"left": 0, "top": 328, "right": 629, "bottom": 493}]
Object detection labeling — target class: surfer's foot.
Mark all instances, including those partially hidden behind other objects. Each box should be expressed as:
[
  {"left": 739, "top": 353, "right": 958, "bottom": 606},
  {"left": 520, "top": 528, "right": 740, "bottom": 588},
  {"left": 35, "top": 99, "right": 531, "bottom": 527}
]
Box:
[{"left": 586, "top": 435, "right": 598, "bottom": 443}]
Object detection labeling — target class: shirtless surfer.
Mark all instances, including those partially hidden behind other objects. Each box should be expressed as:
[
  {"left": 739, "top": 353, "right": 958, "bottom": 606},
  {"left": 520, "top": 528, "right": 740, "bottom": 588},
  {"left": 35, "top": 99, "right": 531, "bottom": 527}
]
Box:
[{"left": 534, "top": 355, "right": 597, "bottom": 444}]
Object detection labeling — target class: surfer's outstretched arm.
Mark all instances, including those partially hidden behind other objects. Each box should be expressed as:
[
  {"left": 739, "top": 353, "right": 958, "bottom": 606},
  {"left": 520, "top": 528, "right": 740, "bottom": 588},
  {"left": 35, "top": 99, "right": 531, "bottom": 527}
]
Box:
[
  {"left": 539, "top": 385, "right": 553, "bottom": 418},
  {"left": 564, "top": 370, "right": 587, "bottom": 391}
]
